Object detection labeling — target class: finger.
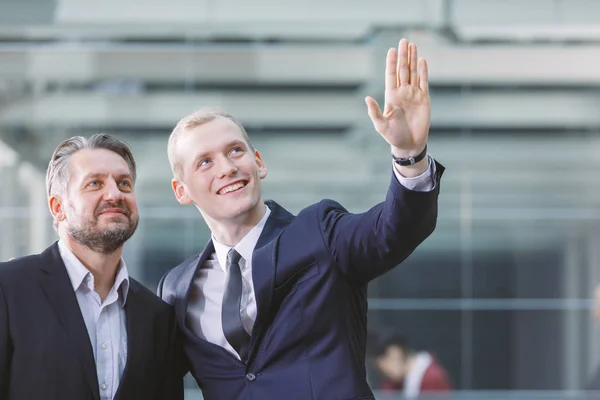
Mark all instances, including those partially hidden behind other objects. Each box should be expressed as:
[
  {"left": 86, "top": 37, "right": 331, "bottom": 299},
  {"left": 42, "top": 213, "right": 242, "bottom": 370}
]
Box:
[
  {"left": 409, "top": 43, "right": 418, "bottom": 87},
  {"left": 365, "top": 96, "right": 389, "bottom": 134},
  {"left": 365, "top": 96, "right": 384, "bottom": 122},
  {"left": 418, "top": 57, "right": 429, "bottom": 93},
  {"left": 398, "top": 38, "right": 409, "bottom": 86},
  {"left": 385, "top": 48, "right": 397, "bottom": 91}
]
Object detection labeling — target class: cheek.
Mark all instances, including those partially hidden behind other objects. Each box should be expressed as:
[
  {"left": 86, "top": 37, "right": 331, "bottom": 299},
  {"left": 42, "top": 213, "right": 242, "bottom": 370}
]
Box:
[
  {"left": 188, "top": 175, "right": 214, "bottom": 200},
  {"left": 243, "top": 162, "right": 263, "bottom": 180},
  {"left": 66, "top": 200, "right": 84, "bottom": 215},
  {"left": 125, "top": 196, "right": 138, "bottom": 212},
  {"left": 66, "top": 203, "right": 90, "bottom": 222}
]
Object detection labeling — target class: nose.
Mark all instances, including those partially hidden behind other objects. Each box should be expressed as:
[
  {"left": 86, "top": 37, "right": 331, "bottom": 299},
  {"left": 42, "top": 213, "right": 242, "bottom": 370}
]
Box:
[
  {"left": 217, "top": 157, "right": 238, "bottom": 179},
  {"left": 103, "top": 179, "right": 125, "bottom": 201}
]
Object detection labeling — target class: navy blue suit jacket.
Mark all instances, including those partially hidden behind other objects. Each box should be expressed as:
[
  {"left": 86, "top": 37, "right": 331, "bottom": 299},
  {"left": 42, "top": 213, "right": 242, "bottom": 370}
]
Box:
[
  {"left": 159, "top": 164, "right": 444, "bottom": 399},
  {"left": 0, "top": 243, "right": 183, "bottom": 400}
]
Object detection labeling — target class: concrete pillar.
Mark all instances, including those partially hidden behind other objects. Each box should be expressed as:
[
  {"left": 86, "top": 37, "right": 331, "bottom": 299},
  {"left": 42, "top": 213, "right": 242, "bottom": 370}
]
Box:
[
  {"left": 585, "top": 230, "right": 600, "bottom": 386},
  {"left": 18, "top": 162, "right": 50, "bottom": 254},
  {"left": 563, "top": 234, "right": 583, "bottom": 389}
]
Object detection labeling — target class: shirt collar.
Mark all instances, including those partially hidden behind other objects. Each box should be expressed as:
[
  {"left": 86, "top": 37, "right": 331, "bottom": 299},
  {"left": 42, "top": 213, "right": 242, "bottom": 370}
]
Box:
[
  {"left": 58, "top": 239, "right": 131, "bottom": 305},
  {"left": 212, "top": 205, "right": 271, "bottom": 272}
]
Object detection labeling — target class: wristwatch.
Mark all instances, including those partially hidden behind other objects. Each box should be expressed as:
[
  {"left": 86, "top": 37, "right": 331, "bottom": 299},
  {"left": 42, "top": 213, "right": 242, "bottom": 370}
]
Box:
[{"left": 392, "top": 145, "right": 428, "bottom": 166}]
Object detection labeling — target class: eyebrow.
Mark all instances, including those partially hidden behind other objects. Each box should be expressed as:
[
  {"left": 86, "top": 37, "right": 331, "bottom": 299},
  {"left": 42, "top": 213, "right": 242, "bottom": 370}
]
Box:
[{"left": 81, "top": 172, "right": 133, "bottom": 182}]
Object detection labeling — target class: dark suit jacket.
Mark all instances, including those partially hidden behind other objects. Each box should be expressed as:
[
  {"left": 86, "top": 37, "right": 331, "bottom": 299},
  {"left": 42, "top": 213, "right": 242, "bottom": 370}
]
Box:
[
  {"left": 0, "top": 242, "right": 183, "bottom": 400},
  {"left": 159, "top": 164, "right": 444, "bottom": 400}
]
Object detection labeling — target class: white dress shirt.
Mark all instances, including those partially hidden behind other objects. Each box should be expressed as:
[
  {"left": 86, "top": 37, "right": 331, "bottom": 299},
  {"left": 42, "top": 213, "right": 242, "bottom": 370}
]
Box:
[
  {"left": 186, "top": 157, "right": 437, "bottom": 359},
  {"left": 58, "top": 240, "right": 129, "bottom": 400},
  {"left": 186, "top": 207, "right": 270, "bottom": 358}
]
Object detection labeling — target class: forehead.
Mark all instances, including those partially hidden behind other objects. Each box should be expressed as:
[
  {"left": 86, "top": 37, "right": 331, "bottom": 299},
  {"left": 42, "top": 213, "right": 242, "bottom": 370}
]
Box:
[
  {"left": 68, "top": 148, "right": 131, "bottom": 181},
  {"left": 177, "top": 117, "right": 246, "bottom": 157}
]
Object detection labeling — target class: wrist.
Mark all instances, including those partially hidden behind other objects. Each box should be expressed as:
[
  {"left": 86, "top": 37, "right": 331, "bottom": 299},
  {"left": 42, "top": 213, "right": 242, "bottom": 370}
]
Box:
[
  {"left": 393, "top": 153, "right": 429, "bottom": 177},
  {"left": 391, "top": 145, "right": 427, "bottom": 166}
]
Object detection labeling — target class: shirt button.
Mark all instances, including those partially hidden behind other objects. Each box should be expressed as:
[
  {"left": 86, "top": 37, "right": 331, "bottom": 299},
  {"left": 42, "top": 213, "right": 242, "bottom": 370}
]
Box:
[
  {"left": 86, "top": 275, "right": 92, "bottom": 282},
  {"left": 245, "top": 373, "right": 256, "bottom": 382},
  {"left": 101, "top": 343, "right": 107, "bottom": 350},
  {"left": 101, "top": 383, "right": 107, "bottom": 390}
]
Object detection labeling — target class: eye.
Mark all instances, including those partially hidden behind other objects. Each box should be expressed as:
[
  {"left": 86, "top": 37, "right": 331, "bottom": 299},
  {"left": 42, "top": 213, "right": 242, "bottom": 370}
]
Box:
[
  {"left": 87, "top": 181, "right": 100, "bottom": 187},
  {"left": 119, "top": 180, "right": 132, "bottom": 188},
  {"left": 198, "top": 158, "right": 211, "bottom": 168},
  {"left": 230, "top": 146, "right": 244, "bottom": 155}
]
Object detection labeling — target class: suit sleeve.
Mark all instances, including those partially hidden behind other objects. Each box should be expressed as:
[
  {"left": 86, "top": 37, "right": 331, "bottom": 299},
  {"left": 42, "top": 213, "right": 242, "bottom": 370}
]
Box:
[
  {"left": 0, "top": 278, "right": 12, "bottom": 398},
  {"left": 318, "top": 160, "right": 444, "bottom": 283}
]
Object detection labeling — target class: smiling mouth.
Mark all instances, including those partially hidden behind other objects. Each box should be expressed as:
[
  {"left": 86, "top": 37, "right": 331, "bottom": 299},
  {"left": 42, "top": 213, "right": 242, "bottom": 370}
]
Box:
[
  {"left": 97, "top": 209, "right": 129, "bottom": 217},
  {"left": 218, "top": 181, "right": 248, "bottom": 195}
]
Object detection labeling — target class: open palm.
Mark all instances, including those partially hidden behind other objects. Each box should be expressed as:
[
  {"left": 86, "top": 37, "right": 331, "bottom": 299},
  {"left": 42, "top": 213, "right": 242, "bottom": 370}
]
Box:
[{"left": 366, "top": 39, "right": 430, "bottom": 155}]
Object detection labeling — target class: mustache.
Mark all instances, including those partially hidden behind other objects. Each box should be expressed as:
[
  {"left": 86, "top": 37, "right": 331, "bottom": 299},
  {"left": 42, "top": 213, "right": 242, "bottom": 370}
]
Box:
[{"left": 95, "top": 202, "right": 131, "bottom": 217}]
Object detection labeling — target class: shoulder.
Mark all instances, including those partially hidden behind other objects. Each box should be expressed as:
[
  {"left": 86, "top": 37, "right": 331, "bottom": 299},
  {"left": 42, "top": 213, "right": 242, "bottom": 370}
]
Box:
[
  {"left": 157, "top": 252, "right": 202, "bottom": 303},
  {"left": 278, "top": 200, "right": 352, "bottom": 242},
  {"left": 0, "top": 254, "right": 45, "bottom": 287},
  {"left": 422, "top": 354, "right": 452, "bottom": 388},
  {"left": 129, "top": 278, "right": 174, "bottom": 315},
  {"left": 296, "top": 199, "right": 349, "bottom": 221},
  {"left": 162, "top": 252, "right": 200, "bottom": 287}
]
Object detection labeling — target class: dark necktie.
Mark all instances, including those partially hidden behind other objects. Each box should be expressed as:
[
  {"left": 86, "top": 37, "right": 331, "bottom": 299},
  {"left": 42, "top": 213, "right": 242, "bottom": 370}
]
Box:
[{"left": 222, "top": 249, "right": 250, "bottom": 361}]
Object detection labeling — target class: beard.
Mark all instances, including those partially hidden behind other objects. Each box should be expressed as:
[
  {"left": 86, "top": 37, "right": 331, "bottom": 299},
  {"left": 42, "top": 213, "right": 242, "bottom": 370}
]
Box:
[{"left": 67, "top": 202, "right": 139, "bottom": 255}]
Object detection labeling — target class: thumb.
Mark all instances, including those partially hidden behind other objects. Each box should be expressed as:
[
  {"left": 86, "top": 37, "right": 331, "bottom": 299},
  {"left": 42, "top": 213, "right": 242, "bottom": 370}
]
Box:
[
  {"left": 365, "top": 96, "right": 388, "bottom": 135},
  {"left": 365, "top": 96, "right": 383, "bottom": 122}
]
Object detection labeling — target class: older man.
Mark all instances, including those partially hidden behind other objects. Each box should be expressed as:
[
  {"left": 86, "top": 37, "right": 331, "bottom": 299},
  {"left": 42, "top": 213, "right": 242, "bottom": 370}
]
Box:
[{"left": 0, "top": 134, "right": 183, "bottom": 400}]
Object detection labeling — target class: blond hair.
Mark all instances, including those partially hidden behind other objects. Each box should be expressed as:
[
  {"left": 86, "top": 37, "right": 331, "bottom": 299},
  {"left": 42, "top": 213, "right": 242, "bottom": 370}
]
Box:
[{"left": 167, "top": 107, "right": 254, "bottom": 180}]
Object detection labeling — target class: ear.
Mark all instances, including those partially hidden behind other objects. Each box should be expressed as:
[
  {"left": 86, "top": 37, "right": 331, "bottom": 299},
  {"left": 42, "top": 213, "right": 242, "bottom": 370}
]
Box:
[
  {"left": 49, "top": 195, "right": 66, "bottom": 224},
  {"left": 254, "top": 150, "right": 268, "bottom": 180},
  {"left": 172, "top": 178, "right": 193, "bottom": 205}
]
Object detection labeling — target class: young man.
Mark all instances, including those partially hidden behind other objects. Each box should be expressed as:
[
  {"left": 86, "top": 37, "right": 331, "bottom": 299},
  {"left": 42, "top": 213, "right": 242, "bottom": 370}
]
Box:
[
  {"left": 159, "top": 38, "right": 443, "bottom": 399},
  {"left": 0, "top": 134, "right": 183, "bottom": 400},
  {"left": 375, "top": 334, "right": 452, "bottom": 398}
]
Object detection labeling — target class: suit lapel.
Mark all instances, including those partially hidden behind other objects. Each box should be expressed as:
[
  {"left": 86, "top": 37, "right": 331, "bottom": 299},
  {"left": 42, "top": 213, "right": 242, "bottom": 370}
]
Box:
[
  {"left": 114, "top": 281, "right": 145, "bottom": 399},
  {"left": 39, "top": 243, "right": 100, "bottom": 400},
  {"left": 176, "top": 243, "right": 214, "bottom": 335},
  {"left": 247, "top": 201, "right": 294, "bottom": 363},
  {"left": 176, "top": 202, "right": 293, "bottom": 364}
]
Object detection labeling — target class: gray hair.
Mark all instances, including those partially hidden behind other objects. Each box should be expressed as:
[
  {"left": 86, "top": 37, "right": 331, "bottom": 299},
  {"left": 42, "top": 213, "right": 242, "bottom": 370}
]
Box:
[
  {"left": 167, "top": 107, "right": 254, "bottom": 181},
  {"left": 46, "top": 134, "right": 137, "bottom": 229}
]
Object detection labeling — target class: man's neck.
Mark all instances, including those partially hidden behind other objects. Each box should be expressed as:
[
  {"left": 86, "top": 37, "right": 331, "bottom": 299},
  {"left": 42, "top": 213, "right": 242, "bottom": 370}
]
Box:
[
  {"left": 62, "top": 235, "right": 122, "bottom": 301},
  {"left": 207, "top": 202, "right": 267, "bottom": 247}
]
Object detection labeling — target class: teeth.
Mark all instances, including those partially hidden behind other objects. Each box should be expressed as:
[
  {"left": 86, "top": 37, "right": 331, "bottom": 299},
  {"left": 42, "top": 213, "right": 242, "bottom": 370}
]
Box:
[{"left": 219, "top": 182, "right": 246, "bottom": 195}]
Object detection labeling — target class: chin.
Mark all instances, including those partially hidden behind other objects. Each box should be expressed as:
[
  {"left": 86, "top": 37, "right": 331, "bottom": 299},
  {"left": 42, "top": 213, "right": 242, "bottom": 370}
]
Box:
[
  {"left": 224, "top": 199, "right": 259, "bottom": 219},
  {"left": 100, "top": 218, "right": 128, "bottom": 225}
]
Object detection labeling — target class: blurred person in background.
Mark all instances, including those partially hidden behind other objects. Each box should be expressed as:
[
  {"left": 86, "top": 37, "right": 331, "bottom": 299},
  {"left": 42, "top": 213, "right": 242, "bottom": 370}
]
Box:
[
  {"left": 159, "top": 38, "right": 444, "bottom": 399},
  {"left": 0, "top": 134, "right": 183, "bottom": 400},
  {"left": 375, "top": 333, "right": 452, "bottom": 398}
]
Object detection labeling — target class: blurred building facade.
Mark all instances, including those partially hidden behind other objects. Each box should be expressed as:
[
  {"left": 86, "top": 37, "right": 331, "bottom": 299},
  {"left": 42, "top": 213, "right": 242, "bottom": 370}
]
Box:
[{"left": 2, "top": 0, "right": 600, "bottom": 398}]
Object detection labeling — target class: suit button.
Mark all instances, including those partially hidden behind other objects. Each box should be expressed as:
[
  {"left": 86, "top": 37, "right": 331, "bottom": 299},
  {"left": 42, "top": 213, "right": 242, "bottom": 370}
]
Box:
[{"left": 246, "top": 373, "right": 256, "bottom": 382}]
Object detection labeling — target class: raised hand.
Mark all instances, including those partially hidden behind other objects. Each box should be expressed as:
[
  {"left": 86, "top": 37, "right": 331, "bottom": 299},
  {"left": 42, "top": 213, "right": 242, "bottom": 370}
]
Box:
[{"left": 365, "top": 38, "right": 430, "bottom": 158}]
